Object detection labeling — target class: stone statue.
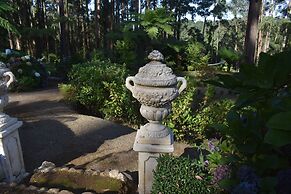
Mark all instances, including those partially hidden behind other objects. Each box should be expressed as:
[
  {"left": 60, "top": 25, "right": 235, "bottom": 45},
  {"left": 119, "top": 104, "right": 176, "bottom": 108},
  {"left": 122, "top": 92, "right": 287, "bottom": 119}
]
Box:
[{"left": 0, "top": 62, "right": 16, "bottom": 129}]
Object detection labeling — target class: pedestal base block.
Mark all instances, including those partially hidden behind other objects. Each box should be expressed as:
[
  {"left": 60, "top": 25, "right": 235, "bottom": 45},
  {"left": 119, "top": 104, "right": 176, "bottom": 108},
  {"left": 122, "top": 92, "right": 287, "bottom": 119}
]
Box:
[
  {"left": 134, "top": 132, "right": 174, "bottom": 194},
  {"left": 0, "top": 119, "right": 27, "bottom": 183}
]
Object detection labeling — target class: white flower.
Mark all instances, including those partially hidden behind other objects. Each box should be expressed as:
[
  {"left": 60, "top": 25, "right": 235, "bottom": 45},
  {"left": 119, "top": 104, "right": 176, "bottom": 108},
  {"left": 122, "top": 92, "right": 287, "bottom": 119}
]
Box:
[
  {"left": 21, "top": 56, "right": 26, "bottom": 61},
  {"left": 34, "top": 72, "right": 41, "bottom": 77},
  {"left": 24, "top": 55, "right": 30, "bottom": 60},
  {"left": 26, "top": 62, "right": 32, "bottom": 66},
  {"left": 5, "top": 49, "right": 11, "bottom": 55},
  {"left": 47, "top": 71, "right": 51, "bottom": 75},
  {"left": 17, "top": 69, "right": 23, "bottom": 74}
]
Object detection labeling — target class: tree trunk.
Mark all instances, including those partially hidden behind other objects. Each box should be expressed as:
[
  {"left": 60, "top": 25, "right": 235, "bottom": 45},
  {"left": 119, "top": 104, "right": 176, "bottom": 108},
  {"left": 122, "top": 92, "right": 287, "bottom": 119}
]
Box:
[
  {"left": 146, "top": 0, "right": 150, "bottom": 10},
  {"left": 103, "top": 0, "right": 110, "bottom": 49},
  {"left": 59, "top": 0, "right": 70, "bottom": 64},
  {"left": 95, "top": 0, "right": 101, "bottom": 48},
  {"left": 121, "top": 0, "right": 126, "bottom": 21},
  {"left": 234, "top": 18, "right": 238, "bottom": 51},
  {"left": 202, "top": 16, "right": 207, "bottom": 38},
  {"left": 244, "top": 0, "right": 262, "bottom": 65},
  {"left": 35, "top": 0, "right": 45, "bottom": 57}
]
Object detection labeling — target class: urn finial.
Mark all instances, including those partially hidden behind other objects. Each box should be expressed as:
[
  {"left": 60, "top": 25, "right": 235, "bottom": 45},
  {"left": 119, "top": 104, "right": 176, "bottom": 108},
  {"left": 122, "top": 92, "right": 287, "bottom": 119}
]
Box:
[{"left": 148, "top": 50, "right": 164, "bottom": 62}]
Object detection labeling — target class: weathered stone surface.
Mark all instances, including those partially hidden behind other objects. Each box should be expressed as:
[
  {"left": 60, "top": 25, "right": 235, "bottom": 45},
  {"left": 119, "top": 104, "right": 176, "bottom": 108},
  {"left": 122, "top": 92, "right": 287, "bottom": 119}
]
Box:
[
  {"left": 17, "top": 184, "right": 26, "bottom": 189},
  {"left": 27, "top": 185, "right": 38, "bottom": 190},
  {"left": 47, "top": 188, "right": 60, "bottom": 193},
  {"left": 39, "top": 187, "right": 47, "bottom": 191},
  {"left": 59, "top": 167, "right": 69, "bottom": 172},
  {"left": 125, "top": 50, "right": 187, "bottom": 194},
  {"left": 38, "top": 161, "right": 56, "bottom": 173},
  {"left": 59, "top": 190, "right": 74, "bottom": 194},
  {"left": 0, "top": 69, "right": 26, "bottom": 184}
]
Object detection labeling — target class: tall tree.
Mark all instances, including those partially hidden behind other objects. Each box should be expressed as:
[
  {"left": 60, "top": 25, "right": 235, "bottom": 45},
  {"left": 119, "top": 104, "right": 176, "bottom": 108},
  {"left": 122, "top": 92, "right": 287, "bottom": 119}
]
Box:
[
  {"left": 95, "top": 0, "right": 101, "bottom": 48},
  {"left": 59, "top": 0, "right": 70, "bottom": 63},
  {"left": 244, "top": 0, "right": 263, "bottom": 64}
]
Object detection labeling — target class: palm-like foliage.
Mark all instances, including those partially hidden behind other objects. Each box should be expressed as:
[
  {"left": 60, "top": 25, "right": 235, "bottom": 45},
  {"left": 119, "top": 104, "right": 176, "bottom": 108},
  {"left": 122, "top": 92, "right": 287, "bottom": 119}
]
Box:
[
  {"left": 140, "top": 8, "right": 174, "bottom": 39},
  {"left": 0, "top": 0, "right": 18, "bottom": 34}
]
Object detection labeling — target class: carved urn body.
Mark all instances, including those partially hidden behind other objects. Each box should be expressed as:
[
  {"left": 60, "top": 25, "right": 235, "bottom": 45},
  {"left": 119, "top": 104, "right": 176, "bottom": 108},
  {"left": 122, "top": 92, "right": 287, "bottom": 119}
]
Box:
[
  {"left": 126, "top": 50, "right": 186, "bottom": 146},
  {"left": 0, "top": 62, "right": 16, "bottom": 128}
]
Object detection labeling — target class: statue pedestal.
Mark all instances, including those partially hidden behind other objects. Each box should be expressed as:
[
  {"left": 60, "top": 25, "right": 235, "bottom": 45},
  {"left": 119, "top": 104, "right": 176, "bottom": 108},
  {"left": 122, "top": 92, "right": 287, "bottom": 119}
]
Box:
[
  {"left": 0, "top": 117, "right": 27, "bottom": 183},
  {"left": 133, "top": 130, "right": 174, "bottom": 194}
]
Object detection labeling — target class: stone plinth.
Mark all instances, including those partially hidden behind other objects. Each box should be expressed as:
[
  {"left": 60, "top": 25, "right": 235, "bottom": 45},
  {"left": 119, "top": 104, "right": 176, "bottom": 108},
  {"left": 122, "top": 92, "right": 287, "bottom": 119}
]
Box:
[
  {"left": 0, "top": 117, "right": 26, "bottom": 183},
  {"left": 134, "top": 130, "right": 174, "bottom": 194}
]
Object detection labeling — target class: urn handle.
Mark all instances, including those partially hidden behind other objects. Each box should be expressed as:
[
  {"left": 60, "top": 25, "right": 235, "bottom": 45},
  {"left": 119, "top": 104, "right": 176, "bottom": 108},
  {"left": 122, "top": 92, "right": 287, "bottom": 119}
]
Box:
[
  {"left": 177, "top": 77, "right": 187, "bottom": 94},
  {"left": 126, "top": 76, "right": 135, "bottom": 92},
  {"left": 3, "top": 71, "right": 15, "bottom": 88}
]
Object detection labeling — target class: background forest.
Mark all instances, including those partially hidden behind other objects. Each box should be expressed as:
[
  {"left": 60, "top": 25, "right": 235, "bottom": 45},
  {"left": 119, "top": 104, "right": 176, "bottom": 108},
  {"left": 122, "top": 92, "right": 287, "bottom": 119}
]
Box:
[{"left": 0, "top": 0, "right": 290, "bottom": 73}]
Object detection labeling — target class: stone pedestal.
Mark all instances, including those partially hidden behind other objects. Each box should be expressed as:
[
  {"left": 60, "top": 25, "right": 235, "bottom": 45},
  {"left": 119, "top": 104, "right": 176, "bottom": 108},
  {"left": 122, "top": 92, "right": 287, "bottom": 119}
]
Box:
[
  {"left": 134, "top": 130, "right": 174, "bottom": 194},
  {"left": 125, "top": 50, "right": 186, "bottom": 194},
  {"left": 0, "top": 117, "right": 26, "bottom": 183}
]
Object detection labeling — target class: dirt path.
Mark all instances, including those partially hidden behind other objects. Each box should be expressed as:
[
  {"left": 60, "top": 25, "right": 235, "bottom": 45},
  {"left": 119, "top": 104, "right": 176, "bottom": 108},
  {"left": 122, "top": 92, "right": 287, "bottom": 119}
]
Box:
[{"left": 5, "top": 88, "right": 189, "bottom": 176}]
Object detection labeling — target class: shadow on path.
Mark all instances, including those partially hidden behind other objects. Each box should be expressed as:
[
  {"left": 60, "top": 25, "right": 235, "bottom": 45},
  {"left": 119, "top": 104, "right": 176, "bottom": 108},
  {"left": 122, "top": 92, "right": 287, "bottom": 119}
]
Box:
[{"left": 6, "top": 99, "right": 135, "bottom": 172}]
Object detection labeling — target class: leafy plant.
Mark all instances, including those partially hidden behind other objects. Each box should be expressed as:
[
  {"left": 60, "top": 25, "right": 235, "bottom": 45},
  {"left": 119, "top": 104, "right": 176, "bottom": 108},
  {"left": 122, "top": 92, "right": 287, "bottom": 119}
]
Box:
[
  {"left": 114, "top": 40, "right": 136, "bottom": 66},
  {"left": 152, "top": 154, "right": 216, "bottom": 194},
  {"left": 185, "top": 42, "right": 209, "bottom": 71},
  {"left": 0, "top": 0, "right": 19, "bottom": 34},
  {"left": 219, "top": 48, "right": 240, "bottom": 71},
  {"left": 164, "top": 77, "right": 233, "bottom": 143},
  {"left": 140, "top": 8, "right": 174, "bottom": 39},
  {"left": 206, "top": 49, "right": 291, "bottom": 193},
  {"left": 65, "top": 59, "right": 141, "bottom": 125}
]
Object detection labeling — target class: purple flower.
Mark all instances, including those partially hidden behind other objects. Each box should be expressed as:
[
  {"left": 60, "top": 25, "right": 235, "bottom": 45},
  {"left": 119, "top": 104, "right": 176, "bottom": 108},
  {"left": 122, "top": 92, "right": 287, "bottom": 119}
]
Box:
[
  {"left": 212, "top": 165, "right": 231, "bottom": 185},
  {"left": 231, "top": 182, "right": 258, "bottom": 194},
  {"left": 237, "top": 165, "right": 259, "bottom": 185},
  {"left": 207, "top": 138, "right": 219, "bottom": 152}
]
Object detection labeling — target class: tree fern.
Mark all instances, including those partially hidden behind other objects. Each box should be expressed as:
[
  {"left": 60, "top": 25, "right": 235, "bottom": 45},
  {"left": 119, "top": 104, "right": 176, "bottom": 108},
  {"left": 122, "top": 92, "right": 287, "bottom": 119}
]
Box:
[{"left": 0, "top": 0, "right": 18, "bottom": 34}]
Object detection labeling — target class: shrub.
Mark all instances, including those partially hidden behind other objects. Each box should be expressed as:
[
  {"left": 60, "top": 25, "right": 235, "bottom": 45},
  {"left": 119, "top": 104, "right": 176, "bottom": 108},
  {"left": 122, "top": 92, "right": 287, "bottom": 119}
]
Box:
[
  {"left": 114, "top": 40, "right": 136, "bottom": 66},
  {"left": 219, "top": 48, "right": 240, "bottom": 71},
  {"left": 164, "top": 77, "right": 234, "bottom": 143},
  {"left": 185, "top": 42, "right": 209, "bottom": 71},
  {"left": 0, "top": 50, "right": 48, "bottom": 91},
  {"left": 207, "top": 49, "right": 291, "bottom": 193},
  {"left": 152, "top": 155, "right": 216, "bottom": 194},
  {"left": 65, "top": 59, "right": 141, "bottom": 125}
]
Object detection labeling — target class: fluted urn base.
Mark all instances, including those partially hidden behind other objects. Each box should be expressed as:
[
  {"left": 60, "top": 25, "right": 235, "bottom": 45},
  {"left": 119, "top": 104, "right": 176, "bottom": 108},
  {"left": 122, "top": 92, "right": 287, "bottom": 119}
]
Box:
[{"left": 135, "top": 123, "right": 171, "bottom": 145}]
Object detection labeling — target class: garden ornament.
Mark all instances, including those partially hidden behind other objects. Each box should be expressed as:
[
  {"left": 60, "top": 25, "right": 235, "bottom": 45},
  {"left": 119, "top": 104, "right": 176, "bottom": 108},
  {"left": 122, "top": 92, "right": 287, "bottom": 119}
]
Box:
[
  {"left": 126, "top": 50, "right": 187, "bottom": 194},
  {"left": 126, "top": 50, "right": 187, "bottom": 146},
  {"left": 0, "top": 62, "right": 16, "bottom": 128},
  {"left": 0, "top": 61, "right": 26, "bottom": 183}
]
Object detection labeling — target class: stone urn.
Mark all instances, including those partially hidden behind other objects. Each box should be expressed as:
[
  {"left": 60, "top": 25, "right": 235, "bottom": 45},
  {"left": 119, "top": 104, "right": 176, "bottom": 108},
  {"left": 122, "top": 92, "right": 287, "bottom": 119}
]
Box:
[
  {"left": 0, "top": 62, "right": 16, "bottom": 128},
  {"left": 126, "top": 50, "right": 187, "bottom": 146}
]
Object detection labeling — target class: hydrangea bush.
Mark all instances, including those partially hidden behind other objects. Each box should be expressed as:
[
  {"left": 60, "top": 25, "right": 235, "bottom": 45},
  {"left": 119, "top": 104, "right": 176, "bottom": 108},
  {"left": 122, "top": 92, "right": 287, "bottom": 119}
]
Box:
[{"left": 0, "top": 49, "right": 49, "bottom": 91}]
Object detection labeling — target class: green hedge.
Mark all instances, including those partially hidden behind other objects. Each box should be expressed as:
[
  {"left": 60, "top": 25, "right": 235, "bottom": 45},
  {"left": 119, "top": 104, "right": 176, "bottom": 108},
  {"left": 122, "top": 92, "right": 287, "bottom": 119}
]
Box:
[{"left": 60, "top": 59, "right": 141, "bottom": 125}]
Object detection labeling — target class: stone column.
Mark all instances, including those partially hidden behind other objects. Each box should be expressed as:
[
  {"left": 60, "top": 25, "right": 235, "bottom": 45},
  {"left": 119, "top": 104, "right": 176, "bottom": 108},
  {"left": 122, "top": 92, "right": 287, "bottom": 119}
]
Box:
[
  {"left": 0, "top": 62, "right": 27, "bottom": 182},
  {"left": 125, "top": 51, "right": 187, "bottom": 194}
]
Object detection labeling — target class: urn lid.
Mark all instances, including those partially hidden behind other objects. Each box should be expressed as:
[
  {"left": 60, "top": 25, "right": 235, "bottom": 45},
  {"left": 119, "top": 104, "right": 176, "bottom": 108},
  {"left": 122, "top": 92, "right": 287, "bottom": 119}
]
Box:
[{"left": 134, "top": 50, "right": 177, "bottom": 87}]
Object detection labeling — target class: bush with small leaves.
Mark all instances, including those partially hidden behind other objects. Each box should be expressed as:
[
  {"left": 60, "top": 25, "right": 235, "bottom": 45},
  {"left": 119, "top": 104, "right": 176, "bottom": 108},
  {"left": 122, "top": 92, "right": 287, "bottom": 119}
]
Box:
[
  {"left": 64, "top": 59, "right": 141, "bottom": 125},
  {"left": 152, "top": 155, "right": 216, "bottom": 194}
]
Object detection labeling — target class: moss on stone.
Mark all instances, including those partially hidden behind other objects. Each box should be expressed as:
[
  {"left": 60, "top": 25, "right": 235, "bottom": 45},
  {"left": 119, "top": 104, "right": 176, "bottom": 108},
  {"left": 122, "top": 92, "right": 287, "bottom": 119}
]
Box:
[{"left": 30, "top": 170, "right": 125, "bottom": 193}]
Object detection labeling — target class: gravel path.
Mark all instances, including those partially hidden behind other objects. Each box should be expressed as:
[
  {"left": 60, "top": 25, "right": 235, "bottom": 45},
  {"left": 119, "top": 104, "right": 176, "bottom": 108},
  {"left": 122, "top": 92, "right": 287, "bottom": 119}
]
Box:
[{"left": 5, "top": 88, "right": 189, "bottom": 177}]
